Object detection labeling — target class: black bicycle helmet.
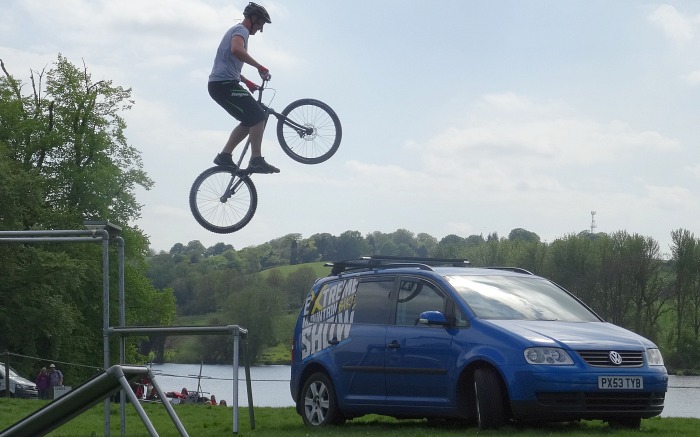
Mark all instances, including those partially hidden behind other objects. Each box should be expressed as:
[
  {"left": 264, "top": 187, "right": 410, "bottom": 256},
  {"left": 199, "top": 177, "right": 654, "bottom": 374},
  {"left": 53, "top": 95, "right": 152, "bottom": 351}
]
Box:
[{"left": 244, "top": 2, "right": 271, "bottom": 24}]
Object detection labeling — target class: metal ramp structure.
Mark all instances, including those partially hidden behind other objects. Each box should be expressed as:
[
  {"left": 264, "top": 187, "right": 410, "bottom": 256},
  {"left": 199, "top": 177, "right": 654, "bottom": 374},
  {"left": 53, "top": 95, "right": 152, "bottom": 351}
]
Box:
[
  {"left": 0, "top": 365, "right": 188, "bottom": 437},
  {"left": 0, "top": 227, "right": 255, "bottom": 436}
]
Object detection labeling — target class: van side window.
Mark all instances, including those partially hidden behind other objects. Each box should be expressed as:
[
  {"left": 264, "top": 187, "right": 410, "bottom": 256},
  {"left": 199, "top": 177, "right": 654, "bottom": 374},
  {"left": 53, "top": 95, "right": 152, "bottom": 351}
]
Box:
[
  {"left": 352, "top": 278, "right": 394, "bottom": 325},
  {"left": 395, "top": 278, "right": 446, "bottom": 326}
]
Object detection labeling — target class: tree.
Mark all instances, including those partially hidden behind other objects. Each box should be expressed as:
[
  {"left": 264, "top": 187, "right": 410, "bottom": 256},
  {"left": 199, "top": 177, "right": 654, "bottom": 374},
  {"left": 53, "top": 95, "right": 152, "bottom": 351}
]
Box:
[
  {"left": 295, "top": 237, "right": 320, "bottom": 263},
  {"left": 542, "top": 233, "right": 598, "bottom": 300},
  {"left": 222, "top": 277, "right": 283, "bottom": 362},
  {"left": 623, "top": 234, "right": 667, "bottom": 340},
  {"left": 465, "top": 234, "right": 486, "bottom": 247},
  {"left": 310, "top": 233, "right": 337, "bottom": 261},
  {"left": 508, "top": 228, "right": 540, "bottom": 243},
  {"left": 670, "top": 229, "right": 700, "bottom": 365},
  {"left": 204, "top": 242, "right": 233, "bottom": 258},
  {"left": 415, "top": 233, "right": 438, "bottom": 257},
  {"left": 434, "top": 234, "right": 466, "bottom": 258},
  {"left": 336, "top": 230, "right": 368, "bottom": 260},
  {"left": 284, "top": 266, "right": 319, "bottom": 310},
  {"left": 0, "top": 55, "right": 173, "bottom": 378}
]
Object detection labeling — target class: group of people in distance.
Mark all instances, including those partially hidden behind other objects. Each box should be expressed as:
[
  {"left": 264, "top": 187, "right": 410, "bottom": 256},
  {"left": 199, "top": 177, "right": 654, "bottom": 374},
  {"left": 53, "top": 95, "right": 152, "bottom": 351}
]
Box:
[
  {"left": 35, "top": 363, "right": 64, "bottom": 400},
  {"left": 165, "top": 387, "right": 227, "bottom": 406},
  {"left": 151, "top": 385, "right": 227, "bottom": 407}
]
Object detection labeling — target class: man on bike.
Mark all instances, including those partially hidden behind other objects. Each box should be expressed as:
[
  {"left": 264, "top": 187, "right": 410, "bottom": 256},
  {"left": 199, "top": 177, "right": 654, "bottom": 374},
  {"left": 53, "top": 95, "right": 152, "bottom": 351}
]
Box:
[{"left": 208, "top": 2, "right": 280, "bottom": 174}]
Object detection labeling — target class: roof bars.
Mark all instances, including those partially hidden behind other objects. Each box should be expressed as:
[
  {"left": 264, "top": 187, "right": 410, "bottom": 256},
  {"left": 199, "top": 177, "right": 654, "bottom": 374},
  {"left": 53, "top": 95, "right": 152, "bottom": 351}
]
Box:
[
  {"left": 326, "top": 255, "right": 471, "bottom": 275},
  {"left": 485, "top": 266, "right": 534, "bottom": 275}
]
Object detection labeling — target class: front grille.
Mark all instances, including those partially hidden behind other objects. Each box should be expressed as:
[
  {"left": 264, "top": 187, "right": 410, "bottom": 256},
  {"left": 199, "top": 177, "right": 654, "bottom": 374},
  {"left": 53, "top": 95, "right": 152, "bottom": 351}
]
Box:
[
  {"left": 576, "top": 350, "right": 644, "bottom": 367},
  {"left": 537, "top": 391, "right": 665, "bottom": 412}
]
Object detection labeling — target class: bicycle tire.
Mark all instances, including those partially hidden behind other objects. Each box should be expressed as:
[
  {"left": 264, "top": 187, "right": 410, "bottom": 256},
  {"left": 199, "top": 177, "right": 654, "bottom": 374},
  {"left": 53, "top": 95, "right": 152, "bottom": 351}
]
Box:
[
  {"left": 276, "top": 98, "right": 342, "bottom": 164},
  {"left": 189, "top": 166, "right": 258, "bottom": 234}
]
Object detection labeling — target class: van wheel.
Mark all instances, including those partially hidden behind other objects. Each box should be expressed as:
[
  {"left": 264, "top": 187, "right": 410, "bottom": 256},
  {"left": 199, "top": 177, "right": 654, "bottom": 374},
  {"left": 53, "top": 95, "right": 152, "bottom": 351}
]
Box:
[
  {"left": 300, "top": 373, "right": 343, "bottom": 426},
  {"left": 474, "top": 368, "right": 505, "bottom": 430}
]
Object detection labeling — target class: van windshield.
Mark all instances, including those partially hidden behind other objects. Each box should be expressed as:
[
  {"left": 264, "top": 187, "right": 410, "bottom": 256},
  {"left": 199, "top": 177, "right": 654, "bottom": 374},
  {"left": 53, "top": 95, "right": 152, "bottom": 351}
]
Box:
[{"left": 446, "top": 275, "right": 600, "bottom": 322}]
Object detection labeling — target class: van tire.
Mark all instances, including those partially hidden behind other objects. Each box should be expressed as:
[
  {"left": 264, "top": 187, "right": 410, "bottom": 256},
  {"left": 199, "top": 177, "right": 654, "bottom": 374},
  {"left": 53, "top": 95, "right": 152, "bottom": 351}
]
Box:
[
  {"left": 474, "top": 367, "right": 506, "bottom": 429},
  {"left": 300, "top": 373, "right": 343, "bottom": 426}
]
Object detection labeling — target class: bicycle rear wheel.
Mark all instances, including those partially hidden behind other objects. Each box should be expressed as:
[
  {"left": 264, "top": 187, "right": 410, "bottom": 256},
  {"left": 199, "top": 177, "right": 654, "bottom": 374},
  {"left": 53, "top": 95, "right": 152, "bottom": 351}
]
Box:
[
  {"left": 189, "top": 166, "right": 258, "bottom": 233},
  {"left": 276, "top": 98, "right": 342, "bottom": 164}
]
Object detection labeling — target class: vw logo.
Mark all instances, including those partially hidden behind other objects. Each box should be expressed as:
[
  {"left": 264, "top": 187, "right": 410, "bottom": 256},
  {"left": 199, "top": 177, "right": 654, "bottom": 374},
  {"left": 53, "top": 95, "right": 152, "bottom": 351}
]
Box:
[{"left": 609, "top": 351, "right": 623, "bottom": 365}]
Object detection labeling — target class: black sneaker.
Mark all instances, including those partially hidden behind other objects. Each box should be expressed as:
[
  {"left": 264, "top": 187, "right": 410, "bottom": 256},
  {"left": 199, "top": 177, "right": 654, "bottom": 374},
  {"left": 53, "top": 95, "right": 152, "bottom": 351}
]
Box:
[
  {"left": 213, "top": 153, "right": 237, "bottom": 168},
  {"left": 248, "top": 157, "right": 280, "bottom": 174}
]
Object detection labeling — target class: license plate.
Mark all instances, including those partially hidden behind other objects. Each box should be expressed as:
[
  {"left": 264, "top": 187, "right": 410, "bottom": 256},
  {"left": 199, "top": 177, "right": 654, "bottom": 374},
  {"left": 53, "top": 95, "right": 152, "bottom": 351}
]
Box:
[{"left": 598, "top": 376, "right": 643, "bottom": 389}]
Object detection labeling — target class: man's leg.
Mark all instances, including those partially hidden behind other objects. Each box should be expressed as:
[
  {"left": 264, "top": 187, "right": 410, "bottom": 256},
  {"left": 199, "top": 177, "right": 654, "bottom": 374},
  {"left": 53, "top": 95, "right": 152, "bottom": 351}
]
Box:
[
  {"left": 247, "top": 119, "right": 280, "bottom": 173},
  {"left": 214, "top": 124, "right": 249, "bottom": 167},
  {"left": 223, "top": 124, "right": 250, "bottom": 154},
  {"left": 248, "top": 119, "right": 266, "bottom": 158}
]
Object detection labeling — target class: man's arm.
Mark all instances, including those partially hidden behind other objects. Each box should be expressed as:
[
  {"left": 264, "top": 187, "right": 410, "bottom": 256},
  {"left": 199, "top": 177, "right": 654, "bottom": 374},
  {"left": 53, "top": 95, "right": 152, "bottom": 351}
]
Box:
[{"left": 231, "top": 35, "right": 264, "bottom": 70}]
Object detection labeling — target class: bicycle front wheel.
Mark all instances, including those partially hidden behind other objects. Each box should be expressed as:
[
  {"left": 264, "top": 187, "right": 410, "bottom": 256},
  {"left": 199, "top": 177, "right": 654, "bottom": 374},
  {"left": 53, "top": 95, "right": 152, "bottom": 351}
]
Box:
[
  {"left": 189, "top": 166, "right": 258, "bottom": 234},
  {"left": 277, "top": 98, "right": 342, "bottom": 164}
]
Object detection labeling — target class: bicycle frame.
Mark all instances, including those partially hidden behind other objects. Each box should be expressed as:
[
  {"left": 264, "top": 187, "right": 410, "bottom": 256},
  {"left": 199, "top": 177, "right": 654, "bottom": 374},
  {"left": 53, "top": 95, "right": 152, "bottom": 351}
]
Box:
[{"left": 228, "top": 80, "right": 314, "bottom": 175}]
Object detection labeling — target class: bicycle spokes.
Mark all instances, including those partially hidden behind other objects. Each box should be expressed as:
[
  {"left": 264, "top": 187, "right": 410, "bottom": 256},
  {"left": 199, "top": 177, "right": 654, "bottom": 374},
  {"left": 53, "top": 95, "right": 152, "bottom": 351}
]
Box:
[
  {"left": 220, "top": 174, "right": 247, "bottom": 202},
  {"left": 277, "top": 98, "right": 342, "bottom": 164},
  {"left": 189, "top": 167, "right": 258, "bottom": 234}
]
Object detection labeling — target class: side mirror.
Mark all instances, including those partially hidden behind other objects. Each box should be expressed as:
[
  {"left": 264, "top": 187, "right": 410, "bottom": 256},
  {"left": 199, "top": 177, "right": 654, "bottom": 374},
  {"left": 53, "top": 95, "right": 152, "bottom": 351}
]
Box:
[{"left": 418, "top": 311, "right": 448, "bottom": 326}]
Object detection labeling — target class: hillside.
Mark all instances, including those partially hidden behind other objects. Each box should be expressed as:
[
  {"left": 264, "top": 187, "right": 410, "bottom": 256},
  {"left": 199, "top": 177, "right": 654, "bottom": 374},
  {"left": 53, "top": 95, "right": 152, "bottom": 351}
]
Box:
[{"left": 165, "top": 262, "right": 329, "bottom": 364}]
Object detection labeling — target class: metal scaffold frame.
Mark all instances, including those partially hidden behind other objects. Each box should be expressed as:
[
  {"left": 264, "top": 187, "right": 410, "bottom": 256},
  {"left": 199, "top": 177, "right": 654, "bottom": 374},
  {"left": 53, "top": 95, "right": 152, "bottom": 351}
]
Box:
[{"left": 0, "top": 225, "right": 254, "bottom": 436}]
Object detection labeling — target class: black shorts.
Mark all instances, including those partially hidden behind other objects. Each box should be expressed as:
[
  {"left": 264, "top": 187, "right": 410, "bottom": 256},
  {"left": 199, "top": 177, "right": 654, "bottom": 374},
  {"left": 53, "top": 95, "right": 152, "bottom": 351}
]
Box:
[{"left": 208, "top": 80, "right": 266, "bottom": 127}]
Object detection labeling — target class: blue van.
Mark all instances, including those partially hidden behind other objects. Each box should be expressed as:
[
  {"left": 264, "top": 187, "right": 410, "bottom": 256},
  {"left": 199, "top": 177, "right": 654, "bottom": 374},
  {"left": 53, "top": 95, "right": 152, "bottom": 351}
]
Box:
[{"left": 290, "top": 256, "right": 667, "bottom": 429}]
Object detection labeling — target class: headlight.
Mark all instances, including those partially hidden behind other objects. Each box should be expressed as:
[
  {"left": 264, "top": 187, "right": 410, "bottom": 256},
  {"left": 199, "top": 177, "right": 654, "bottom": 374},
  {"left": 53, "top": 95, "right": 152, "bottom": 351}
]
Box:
[
  {"left": 15, "top": 384, "right": 30, "bottom": 390},
  {"left": 646, "top": 348, "right": 665, "bottom": 366},
  {"left": 524, "top": 347, "right": 574, "bottom": 365}
]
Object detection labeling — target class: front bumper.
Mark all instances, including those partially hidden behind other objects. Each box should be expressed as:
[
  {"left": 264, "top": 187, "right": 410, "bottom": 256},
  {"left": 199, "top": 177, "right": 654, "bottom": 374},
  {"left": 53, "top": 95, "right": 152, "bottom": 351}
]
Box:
[{"left": 504, "top": 366, "right": 668, "bottom": 421}]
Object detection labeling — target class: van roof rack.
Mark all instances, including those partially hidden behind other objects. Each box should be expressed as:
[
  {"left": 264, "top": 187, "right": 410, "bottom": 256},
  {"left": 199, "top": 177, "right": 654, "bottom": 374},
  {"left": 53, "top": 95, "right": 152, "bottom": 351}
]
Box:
[
  {"left": 485, "top": 266, "right": 534, "bottom": 275},
  {"left": 325, "top": 255, "right": 471, "bottom": 275}
]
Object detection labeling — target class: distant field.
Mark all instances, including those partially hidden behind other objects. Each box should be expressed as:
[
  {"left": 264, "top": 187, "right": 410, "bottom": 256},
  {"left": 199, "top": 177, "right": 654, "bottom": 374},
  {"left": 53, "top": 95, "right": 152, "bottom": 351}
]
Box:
[{"left": 259, "top": 261, "right": 330, "bottom": 278}]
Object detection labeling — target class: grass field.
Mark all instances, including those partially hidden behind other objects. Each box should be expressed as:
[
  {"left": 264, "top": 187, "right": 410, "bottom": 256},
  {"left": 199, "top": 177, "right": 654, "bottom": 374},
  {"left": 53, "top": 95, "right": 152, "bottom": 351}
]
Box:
[{"left": 0, "top": 398, "right": 698, "bottom": 437}]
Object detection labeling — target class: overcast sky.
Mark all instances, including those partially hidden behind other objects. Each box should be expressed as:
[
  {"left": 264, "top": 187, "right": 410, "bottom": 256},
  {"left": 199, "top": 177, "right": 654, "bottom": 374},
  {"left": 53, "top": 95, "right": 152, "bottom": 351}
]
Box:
[{"left": 2, "top": 1, "right": 699, "bottom": 256}]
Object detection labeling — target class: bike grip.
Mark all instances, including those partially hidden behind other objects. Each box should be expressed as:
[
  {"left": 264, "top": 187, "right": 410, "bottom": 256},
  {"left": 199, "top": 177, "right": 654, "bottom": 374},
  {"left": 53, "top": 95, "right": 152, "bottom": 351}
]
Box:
[{"left": 258, "top": 66, "right": 271, "bottom": 81}]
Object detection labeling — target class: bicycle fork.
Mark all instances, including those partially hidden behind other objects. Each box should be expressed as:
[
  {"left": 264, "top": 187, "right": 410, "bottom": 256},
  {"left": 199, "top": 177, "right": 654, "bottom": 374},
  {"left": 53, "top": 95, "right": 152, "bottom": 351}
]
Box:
[
  {"left": 272, "top": 112, "right": 315, "bottom": 140},
  {"left": 221, "top": 173, "right": 250, "bottom": 202}
]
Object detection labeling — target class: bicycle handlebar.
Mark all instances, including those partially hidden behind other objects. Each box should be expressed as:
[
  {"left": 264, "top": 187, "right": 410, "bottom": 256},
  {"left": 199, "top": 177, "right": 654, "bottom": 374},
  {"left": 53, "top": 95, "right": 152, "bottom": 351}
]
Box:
[{"left": 256, "top": 79, "right": 270, "bottom": 103}]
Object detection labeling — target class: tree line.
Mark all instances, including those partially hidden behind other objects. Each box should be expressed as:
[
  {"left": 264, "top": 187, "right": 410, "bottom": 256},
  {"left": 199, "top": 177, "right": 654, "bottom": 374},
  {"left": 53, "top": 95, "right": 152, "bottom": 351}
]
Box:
[{"left": 148, "top": 227, "right": 700, "bottom": 371}]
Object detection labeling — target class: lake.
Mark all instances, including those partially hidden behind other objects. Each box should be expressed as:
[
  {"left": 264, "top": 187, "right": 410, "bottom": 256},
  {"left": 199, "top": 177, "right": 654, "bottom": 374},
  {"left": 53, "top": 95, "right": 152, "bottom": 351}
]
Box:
[{"left": 148, "top": 364, "right": 700, "bottom": 418}]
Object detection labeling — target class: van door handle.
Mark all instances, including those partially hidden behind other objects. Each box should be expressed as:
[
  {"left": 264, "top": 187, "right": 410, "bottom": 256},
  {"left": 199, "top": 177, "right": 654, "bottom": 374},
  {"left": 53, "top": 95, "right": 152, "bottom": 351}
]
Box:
[{"left": 387, "top": 341, "right": 400, "bottom": 349}]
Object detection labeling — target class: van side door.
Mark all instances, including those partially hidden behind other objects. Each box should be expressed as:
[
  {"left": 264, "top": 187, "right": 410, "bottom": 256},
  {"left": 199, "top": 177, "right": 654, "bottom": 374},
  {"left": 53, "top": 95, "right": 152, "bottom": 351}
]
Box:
[
  {"left": 332, "top": 276, "right": 394, "bottom": 406},
  {"left": 385, "top": 276, "right": 459, "bottom": 407}
]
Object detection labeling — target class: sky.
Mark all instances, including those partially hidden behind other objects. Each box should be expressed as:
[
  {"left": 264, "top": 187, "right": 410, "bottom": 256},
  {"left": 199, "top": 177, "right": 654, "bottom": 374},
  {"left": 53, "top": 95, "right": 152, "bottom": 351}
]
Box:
[{"left": 1, "top": 1, "right": 699, "bottom": 257}]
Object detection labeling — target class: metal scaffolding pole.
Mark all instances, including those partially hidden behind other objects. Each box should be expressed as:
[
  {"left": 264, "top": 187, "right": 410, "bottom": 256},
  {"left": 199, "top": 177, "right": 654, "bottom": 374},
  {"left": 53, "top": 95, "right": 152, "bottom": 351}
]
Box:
[
  {"left": 0, "top": 224, "right": 122, "bottom": 436},
  {"left": 1, "top": 226, "right": 255, "bottom": 435},
  {"left": 108, "top": 325, "right": 254, "bottom": 433}
]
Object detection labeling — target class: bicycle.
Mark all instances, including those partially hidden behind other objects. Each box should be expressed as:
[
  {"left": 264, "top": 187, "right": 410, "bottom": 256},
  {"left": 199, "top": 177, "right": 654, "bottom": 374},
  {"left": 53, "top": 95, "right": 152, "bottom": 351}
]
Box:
[{"left": 189, "top": 80, "right": 342, "bottom": 234}]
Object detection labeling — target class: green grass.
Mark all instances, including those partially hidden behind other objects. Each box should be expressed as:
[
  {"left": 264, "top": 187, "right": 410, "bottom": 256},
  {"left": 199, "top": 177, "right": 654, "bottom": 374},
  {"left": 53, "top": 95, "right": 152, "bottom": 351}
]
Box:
[
  {"left": 260, "top": 261, "right": 330, "bottom": 278},
  {"left": 0, "top": 399, "right": 698, "bottom": 437}
]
